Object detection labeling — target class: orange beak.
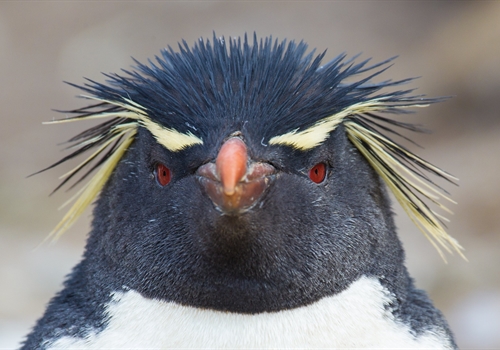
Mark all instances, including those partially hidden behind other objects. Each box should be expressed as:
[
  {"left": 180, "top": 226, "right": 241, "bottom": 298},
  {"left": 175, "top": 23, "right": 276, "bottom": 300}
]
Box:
[
  {"left": 216, "top": 137, "right": 248, "bottom": 196},
  {"left": 197, "top": 137, "right": 275, "bottom": 214}
]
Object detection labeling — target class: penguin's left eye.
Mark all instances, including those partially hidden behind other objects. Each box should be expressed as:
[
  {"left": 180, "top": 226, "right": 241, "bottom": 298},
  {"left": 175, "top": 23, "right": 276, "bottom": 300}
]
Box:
[
  {"left": 155, "top": 163, "right": 172, "bottom": 186},
  {"left": 309, "top": 162, "right": 327, "bottom": 184}
]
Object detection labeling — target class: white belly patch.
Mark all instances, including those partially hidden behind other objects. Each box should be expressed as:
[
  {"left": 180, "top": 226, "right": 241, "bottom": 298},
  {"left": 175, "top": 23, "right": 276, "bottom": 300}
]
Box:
[{"left": 47, "top": 276, "right": 452, "bottom": 349}]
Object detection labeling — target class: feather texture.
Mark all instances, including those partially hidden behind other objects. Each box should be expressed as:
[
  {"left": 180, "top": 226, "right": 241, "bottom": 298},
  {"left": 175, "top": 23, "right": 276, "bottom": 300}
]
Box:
[{"left": 38, "top": 34, "right": 462, "bottom": 258}]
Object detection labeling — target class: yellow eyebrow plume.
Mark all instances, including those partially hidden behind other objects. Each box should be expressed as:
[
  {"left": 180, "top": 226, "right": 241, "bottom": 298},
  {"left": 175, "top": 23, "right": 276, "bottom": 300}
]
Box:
[
  {"left": 269, "top": 96, "right": 463, "bottom": 260},
  {"left": 43, "top": 95, "right": 203, "bottom": 239},
  {"left": 269, "top": 100, "right": 389, "bottom": 150},
  {"left": 140, "top": 118, "right": 203, "bottom": 152},
  {"left": 47, "top": 96, "right": 203, "bottom": 152}
]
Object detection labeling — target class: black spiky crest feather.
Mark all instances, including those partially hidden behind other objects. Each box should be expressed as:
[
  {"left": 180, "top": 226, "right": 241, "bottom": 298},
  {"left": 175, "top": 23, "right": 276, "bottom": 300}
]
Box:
[{"left": 39, "top": 34, "right": 463, "bottom": 259}]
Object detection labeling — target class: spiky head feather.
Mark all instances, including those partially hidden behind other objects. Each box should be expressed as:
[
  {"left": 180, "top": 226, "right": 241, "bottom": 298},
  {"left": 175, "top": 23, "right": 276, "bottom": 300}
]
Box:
[{"left": 40, "top": 34, "right": 463, "bottom": 259}]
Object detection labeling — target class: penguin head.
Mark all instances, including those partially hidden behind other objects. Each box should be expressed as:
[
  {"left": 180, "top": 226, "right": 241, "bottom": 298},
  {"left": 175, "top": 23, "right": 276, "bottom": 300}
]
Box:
[{"left": 40, "top": 34, "right": 461, "bottom": 312}]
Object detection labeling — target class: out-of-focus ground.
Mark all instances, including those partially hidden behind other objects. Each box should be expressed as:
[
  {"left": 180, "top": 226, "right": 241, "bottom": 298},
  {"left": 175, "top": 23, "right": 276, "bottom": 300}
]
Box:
[{"left": 1, "top": 2, "right": 499, "bottom": 349}]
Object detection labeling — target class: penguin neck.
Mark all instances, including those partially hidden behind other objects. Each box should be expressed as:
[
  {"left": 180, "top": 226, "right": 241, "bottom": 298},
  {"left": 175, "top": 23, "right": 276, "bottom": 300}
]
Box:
[{"left": 47, "top": 275, "right": 453, "bottom": 349}]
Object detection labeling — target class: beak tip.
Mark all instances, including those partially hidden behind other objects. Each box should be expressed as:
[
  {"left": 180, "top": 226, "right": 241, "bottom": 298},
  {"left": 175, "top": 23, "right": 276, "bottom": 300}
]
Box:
[{"left": 223, "top": 187, "right": 236, "bottom": 196}]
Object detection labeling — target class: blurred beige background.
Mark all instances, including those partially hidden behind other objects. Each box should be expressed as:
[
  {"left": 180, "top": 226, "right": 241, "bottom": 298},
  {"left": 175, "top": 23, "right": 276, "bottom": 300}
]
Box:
[{"left": 1, "top": 2, "right": 499, "bottom": 349}]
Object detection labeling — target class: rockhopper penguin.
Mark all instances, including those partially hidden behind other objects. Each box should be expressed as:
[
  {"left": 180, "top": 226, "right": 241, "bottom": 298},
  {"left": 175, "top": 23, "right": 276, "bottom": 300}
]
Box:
[{"left": 23, "top": 34, "right": 463, "bottom": 349}]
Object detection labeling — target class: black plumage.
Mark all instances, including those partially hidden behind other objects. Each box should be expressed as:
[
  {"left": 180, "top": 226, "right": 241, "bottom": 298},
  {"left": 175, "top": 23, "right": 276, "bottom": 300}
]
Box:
[{"left": 23, "top": 34, "right": 459, "bottom": 349}]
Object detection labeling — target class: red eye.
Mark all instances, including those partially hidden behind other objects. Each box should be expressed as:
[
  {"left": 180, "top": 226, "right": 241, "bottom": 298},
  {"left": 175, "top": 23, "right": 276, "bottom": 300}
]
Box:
[
  {"left": 309, "top": 163, "right": 327, "bottom": 184},
  {"left": 156, "top": 163, "right": 171, "bottom": 186}
]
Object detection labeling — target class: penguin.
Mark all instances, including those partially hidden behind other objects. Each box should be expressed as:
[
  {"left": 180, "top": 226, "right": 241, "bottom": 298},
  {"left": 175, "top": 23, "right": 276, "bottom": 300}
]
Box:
[{"left": 22, "top": 34, "right": 462, "bottom": 349}]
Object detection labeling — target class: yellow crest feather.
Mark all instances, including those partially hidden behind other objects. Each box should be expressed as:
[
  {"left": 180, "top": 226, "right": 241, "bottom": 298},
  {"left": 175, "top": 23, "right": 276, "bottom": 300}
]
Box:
[
  {"left": 43, "top": 95, "right": 203, "bottom": 239},
  {"left": 269, "top": 100, "right": 389, "bottom": 150},
  {"left": 345, "top": 121, "right": 464, "bottom": 261},
  {"left": 269, "top": 95, "right": 463, "bottom": 260},
  {"left": 49, "top": 128, "right": 136, "bottom": 240}
]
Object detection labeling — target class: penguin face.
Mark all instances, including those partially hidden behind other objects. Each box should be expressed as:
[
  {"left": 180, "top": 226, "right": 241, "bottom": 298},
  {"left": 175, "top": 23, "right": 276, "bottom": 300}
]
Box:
[{"left": 92, "top": 118, "right": 398, "bottom": 313}]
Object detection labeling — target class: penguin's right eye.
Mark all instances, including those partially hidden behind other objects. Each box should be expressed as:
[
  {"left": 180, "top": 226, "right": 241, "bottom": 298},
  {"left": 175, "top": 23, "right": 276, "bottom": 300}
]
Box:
[
  {"left": 155, "top": 163, "right": 172, "bottom": 186},
  {"left": 309, "top": 162, "right": 327, "bottom": 184}
]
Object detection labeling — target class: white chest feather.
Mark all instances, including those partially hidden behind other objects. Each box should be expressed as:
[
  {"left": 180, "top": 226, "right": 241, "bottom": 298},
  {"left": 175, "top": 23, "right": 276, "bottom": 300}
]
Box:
[{"left": 47, "top": 276, "right": 452, "bottom": 349}]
